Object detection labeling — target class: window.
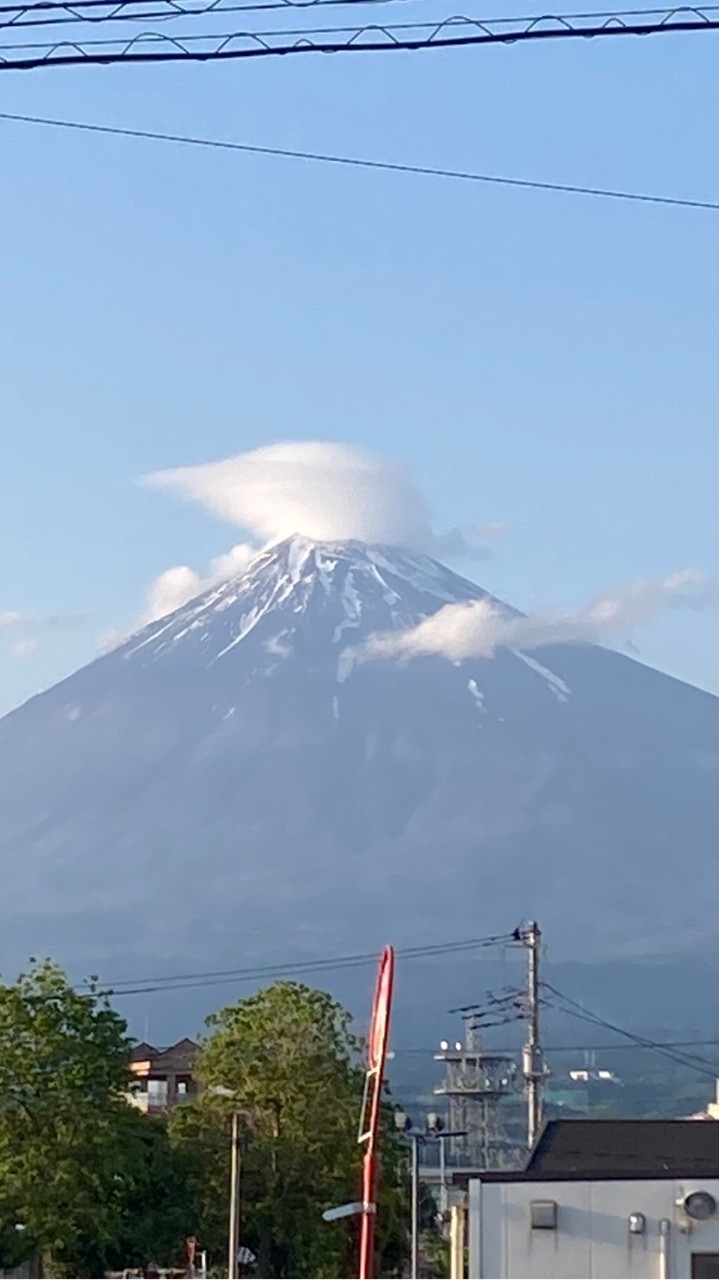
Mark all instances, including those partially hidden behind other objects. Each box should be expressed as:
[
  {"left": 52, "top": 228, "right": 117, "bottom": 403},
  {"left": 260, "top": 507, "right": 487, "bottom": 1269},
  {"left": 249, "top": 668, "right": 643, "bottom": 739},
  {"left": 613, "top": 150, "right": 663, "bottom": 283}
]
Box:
[{"left": 692, "top": 1254, "right": 719, "bottom": 1279}]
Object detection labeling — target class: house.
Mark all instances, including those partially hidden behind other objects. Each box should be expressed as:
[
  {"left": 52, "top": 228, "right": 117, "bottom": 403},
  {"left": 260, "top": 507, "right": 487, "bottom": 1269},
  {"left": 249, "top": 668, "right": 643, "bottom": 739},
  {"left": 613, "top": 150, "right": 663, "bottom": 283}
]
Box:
[
  {"left": 453, "top": 1118, "right": 719, "bottom": 1278},
  {"left": 127, "top": 1038, "right": 199, "bottom": 1113}
]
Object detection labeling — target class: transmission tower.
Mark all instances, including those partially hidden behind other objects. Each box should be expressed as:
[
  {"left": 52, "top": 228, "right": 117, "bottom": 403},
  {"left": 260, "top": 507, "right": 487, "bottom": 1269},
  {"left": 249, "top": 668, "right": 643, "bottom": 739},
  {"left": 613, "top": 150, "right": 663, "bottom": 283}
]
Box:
[{"left": 433, "top": 1016, "right": 518, "bottom": 1169}]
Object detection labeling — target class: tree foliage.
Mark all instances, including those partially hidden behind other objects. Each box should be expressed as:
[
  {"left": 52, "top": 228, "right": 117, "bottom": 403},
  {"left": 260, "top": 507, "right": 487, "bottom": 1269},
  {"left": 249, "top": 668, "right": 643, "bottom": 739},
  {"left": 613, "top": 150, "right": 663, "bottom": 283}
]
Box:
[
  {"left": 0, "top": 961, "right": 199, "bottom": 1277},
  {"left": 0, "top": 964, "right": 409, "bottom": 1277},
  {"left": 108, "top": 1110, "right": 201, "bottom": 1271},
  {"left": 170, "top": 981, "right": 408, "bottom": 1278},
  {"left": 0, "top": 961, "right": 135, "bottom": 1274}
]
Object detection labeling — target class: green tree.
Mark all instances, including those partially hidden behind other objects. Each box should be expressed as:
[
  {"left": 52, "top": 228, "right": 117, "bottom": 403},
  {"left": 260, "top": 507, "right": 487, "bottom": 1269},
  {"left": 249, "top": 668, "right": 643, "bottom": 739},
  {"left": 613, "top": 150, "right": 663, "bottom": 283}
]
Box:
[
  {"left": 170, "top": 981, "right": 407, "bottom": 1278},
  {"left": 107, "top": 1109, "right": 204, "bottom": 1273},
  {"left": 0, "top": 960, "right": 139, "bottom": 1276}
]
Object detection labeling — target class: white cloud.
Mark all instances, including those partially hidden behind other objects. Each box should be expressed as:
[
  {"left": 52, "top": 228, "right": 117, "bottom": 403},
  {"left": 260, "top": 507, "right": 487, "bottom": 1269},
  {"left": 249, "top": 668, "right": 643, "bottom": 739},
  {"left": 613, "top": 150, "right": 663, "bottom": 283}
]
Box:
[
  {"left": 132, "top": 440, "right": 497, "bottom": 629},
  {"left": 0, "top": 611, "right": 33, "bottom": 629},
  {"left": 363, "top": 569, "right": 719, "bottom": 663},
  {"left": 2, "top": 611, "right": 85, "bottom": 661},
  {"left": 10, "top": 637, "right": 40, "bottom": 659},
  {"left": 208, "top": 542, "right": 256, "bottom": 581},
  {"left": 141, "top": 440, "right": 490, "bottom": 562},
  {"left": 140, "top": 542, "right": 256, "bottom": 627},
  {"left": 97, "top": 627, "right": 127, "bottom": 655},
  {"left": 0, "top": 610, "right": 86, "bottom": 632},
  {"left": 143, "top": 565, "right": 204, "bottom": 625},
  {"left": 475, "top": 521, "right": 509, "bottom": 538}
]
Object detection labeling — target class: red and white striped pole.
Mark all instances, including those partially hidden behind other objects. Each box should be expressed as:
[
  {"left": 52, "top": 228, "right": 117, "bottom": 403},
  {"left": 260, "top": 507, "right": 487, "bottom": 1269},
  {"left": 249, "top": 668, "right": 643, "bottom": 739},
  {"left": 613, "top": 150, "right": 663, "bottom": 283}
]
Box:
[{"left": 358, "top": 945, "right": 395, "bottom": 1280}]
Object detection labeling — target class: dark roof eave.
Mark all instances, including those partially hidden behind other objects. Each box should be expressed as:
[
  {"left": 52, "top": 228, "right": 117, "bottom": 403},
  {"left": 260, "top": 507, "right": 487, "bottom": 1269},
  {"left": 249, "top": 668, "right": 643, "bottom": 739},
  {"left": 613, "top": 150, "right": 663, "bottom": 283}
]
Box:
[{"left": 452, "top": 1166, "right": 719, "bottom": 1186}]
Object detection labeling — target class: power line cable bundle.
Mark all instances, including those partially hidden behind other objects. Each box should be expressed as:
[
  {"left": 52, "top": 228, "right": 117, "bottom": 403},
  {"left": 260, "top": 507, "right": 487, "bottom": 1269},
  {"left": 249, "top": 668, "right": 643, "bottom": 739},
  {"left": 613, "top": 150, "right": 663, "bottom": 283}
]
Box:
[
  {"left": 1, "top": 4, "right": 719, "bottom": 68},
  {"left": 0, "top": 0, "right": 718, "bottom": 75},
  {"left": 94, "top": 930, "right": 514, "bottom": 998},
  {"left": 0, "top": 0, "right": 459, "bottom": 28}
]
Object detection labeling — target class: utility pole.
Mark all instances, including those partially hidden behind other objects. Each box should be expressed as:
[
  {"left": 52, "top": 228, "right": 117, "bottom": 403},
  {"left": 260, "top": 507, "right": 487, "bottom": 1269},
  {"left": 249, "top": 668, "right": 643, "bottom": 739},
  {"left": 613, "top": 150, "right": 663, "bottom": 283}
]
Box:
[
  {"left": 228, "top": 1111, "right": 241, "bottom": 1280},
  {"left": 410, "top": 1133, "right": 420, "bottom": 1280},
  {"left": 520, "top": 921, "right": 544, "bottom": 1149}
]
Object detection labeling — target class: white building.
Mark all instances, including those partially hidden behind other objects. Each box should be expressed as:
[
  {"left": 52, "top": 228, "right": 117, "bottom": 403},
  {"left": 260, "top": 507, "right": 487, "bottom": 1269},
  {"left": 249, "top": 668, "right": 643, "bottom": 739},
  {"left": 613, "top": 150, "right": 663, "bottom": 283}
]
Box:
[{"left": 460, "top": 1119, "right": 719, "bottom": 1279}]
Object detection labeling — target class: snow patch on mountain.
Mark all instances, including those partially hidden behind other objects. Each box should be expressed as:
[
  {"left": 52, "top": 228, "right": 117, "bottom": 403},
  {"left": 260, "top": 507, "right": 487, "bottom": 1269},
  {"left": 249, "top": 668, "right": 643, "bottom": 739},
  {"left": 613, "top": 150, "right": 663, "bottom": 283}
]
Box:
[
  {"left": 467, "top": 678, "right": 486, "bottom": 713},
  {"left": 1, "top": 532, "right": 719, "bottom": 991},
  {"left": 512, "top": 650, "right": 572, "bottom": 701},
  {"left": 120, "top": 537, "right": 494, "bottom": 661},
  {"left": 111, "top": 536, "right": 583, "bottom": 715}
]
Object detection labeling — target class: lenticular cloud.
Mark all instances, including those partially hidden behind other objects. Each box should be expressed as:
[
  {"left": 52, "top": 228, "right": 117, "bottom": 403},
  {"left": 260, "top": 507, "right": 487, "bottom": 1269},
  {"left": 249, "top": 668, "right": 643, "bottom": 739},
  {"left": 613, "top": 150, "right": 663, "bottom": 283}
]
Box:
[{"left": 141, "top": 440, "right": 486, "bottom": 560}]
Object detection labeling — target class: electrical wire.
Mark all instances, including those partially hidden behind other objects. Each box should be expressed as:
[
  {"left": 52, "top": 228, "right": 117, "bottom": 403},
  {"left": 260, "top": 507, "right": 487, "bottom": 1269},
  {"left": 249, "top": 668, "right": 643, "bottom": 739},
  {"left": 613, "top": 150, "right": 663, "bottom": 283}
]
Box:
[
  {"left": 390, "top": 1038, "right": 719, "bottom": 1055},
  {"left": 0, "top": 0, "right": 710, "bottom": 32},
  {"left": 0, "top": 6, "right": 718, "bottom": 67},
  {"left": 0, "top": 7, "right": 711, "bottom": 67},
  {"left": 0, "top": 0, "right": 449, "bottom": 31},
  {"left": 10, "top": 5, "right": 719, "bottom": 45},
  {"left": 544, "top": 981, "right": 719, "bottom": 1078},
  {"left": 557, "top": 1006, "right": 719, "bottom": 1077},
  {"left": 450, "top": 986, "right": 531, "bottom": 1016},
  {"left": 2, "top": 109, "right": 718, "bottom": 213},
  {"left": 97, "top": 931, "right": 513, "bottom": 997}
]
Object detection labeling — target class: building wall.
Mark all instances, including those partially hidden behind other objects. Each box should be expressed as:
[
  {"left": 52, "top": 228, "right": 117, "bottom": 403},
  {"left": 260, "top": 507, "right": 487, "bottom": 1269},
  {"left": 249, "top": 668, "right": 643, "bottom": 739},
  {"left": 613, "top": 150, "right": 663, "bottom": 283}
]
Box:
[{"left": 468, "top": 1176, "right": 719, "bottom": 1277}]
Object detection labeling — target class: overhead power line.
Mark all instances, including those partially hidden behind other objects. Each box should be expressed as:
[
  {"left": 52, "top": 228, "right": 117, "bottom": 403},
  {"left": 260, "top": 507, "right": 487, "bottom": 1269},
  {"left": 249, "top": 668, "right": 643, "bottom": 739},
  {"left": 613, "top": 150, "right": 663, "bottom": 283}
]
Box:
[
  {"left": 392, "top": 1037, "right": 719, "bottom": 1055},
  {"left": 0, "top": 0, "right": 710, "bottom": 31},
  {"left": 0, "top": 0, "right": 436, "bottom": 31},
  {"left": 3, "top": 108, "right": 719, "bottom": 213},
  {"left": 97, "top": 931, "right": 513, "bottom": 997},
  {"left": 8, "top": 3, "right": 719, "bottom": 42},
  {"left": 543, "top": 981, "right": 719, "bottom": 1078},
  {"left": 1, "top": 5, "right": 719, "bottom": 68}
]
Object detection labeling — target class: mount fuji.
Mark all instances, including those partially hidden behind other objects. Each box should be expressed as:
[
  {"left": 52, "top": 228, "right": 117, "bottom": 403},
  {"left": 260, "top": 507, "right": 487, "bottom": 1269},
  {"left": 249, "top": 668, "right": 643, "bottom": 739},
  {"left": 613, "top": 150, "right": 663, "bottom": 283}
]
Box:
[{"left": 1, "top": 535, "right": 719, "bottom": 1017}]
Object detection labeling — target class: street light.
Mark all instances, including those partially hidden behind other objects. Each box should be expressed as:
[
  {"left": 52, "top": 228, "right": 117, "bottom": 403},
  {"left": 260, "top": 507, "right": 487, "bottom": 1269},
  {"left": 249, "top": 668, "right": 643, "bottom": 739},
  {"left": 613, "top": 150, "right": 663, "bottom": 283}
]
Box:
[
  {"left": 425, "top": 1112, "right": 448, "bottom": 1218},
  {"left": 425, "top": 1113, "right": 467, "bottom": 1219},
  {"left": 207, "top": 1086, "right": 252, "bottom": 1280},
  {"left": 394, "top": 1107, "right": 468, "bottom": 1274},
  {"left": 393, "top": 1106, "right": 420, "bottom": 1280}
]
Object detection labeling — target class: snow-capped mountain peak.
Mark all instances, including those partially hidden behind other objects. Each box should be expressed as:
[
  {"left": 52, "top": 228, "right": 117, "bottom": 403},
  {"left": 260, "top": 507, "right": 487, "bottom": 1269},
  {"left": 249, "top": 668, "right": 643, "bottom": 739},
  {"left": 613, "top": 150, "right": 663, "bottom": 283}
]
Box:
[
  {"left": 2, "top": 535, "right": 719, "bottom": 997},
  {"left": 121, "top": 535, "right": 506, "bottom": 670}
]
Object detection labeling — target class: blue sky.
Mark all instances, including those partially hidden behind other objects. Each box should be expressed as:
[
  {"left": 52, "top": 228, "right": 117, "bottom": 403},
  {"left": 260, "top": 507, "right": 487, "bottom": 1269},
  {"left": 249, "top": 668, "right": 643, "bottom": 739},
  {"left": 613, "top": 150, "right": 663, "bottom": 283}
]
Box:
[{"left": 1, "top": 16, "right": 718, "bottom": 715}]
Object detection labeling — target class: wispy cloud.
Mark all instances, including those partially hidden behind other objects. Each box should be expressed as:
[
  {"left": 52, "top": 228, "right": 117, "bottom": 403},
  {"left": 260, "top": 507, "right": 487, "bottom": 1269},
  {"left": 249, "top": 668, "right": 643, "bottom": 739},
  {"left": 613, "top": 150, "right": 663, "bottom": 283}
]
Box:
[
  {"left": 362, "top": 569, "right": 719, "bottom": 663},
  {"left": 2, "top": 610, "right": 87, "bottom": 662},
  {"left": 0, "top": 611, "right": 34, "bottom": 629},
  {"left": 0, "top": 610, "right": 87, "bottom": 631},
  {"left": 11, "top": 637, "right": 40, "bottom": 659}
]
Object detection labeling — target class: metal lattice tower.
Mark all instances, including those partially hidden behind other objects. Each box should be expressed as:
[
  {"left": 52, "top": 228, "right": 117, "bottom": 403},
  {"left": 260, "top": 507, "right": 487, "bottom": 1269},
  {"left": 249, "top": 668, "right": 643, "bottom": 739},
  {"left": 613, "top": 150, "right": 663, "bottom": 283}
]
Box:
[{"left": 433, "top": 1018, "right": 518, "bottom": 1169}]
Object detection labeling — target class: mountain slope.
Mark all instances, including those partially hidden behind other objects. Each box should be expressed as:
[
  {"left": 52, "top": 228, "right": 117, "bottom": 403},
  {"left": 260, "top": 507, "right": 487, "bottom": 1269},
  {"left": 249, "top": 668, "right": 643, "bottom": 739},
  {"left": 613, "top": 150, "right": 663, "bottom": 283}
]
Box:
[{"left": 1, "top": 536, "right": 718, "bottom": 990}]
